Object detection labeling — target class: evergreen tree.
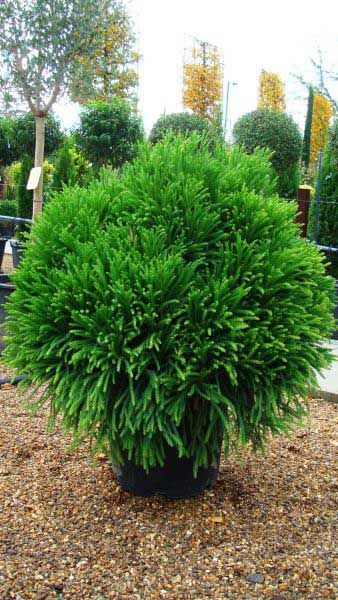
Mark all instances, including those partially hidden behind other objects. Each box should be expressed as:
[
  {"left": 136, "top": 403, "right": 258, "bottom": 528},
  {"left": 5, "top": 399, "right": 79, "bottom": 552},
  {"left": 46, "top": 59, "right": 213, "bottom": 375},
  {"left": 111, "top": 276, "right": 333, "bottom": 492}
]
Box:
[
  {"left": 308, "top": 119, "right": 338, "bottom": 247},
  {"left": 302, "top": 86, "right": 314, "bottom": 168},
  {"left": 52, "top": 144, "right": 77, "bottom": 190}
]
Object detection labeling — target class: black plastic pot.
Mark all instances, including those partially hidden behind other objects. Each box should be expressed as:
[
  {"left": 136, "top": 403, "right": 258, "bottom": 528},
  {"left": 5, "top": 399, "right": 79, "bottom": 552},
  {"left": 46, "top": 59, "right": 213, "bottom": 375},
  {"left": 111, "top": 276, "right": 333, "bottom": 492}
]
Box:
[
  {"left": 10, "top": 240, "right": 25, "bottom": 268},
  {"left": 0, "top": 274, "right": 14, "bottom": 354},
  {"left": 333, "top": 280, "right": 338, "bottom": 341},
  {"left": 0, "top": 238, "right": 6, "bottom": 273},
  {"left": 0, "top": 223, "right": 14, "bottom": 238},
  {"left": 112, "top": 444, "right": 221, "bottom": 499}
]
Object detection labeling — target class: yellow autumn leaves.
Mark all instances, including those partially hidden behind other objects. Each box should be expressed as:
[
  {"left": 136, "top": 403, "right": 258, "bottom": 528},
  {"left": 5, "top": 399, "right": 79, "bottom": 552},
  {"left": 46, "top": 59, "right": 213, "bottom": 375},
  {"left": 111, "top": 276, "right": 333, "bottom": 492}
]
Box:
[
  {"left": 258, "top": 71, "right": 286, "bottom": 111},
  {"left": 183, "top": 42, "right": 223, "bottom": 122},
  {"left": 258, "top": 71, "right": 333, "bottom": 164},
  {"left": 309, "top": 93, "right": 333, "bottom": 163}
]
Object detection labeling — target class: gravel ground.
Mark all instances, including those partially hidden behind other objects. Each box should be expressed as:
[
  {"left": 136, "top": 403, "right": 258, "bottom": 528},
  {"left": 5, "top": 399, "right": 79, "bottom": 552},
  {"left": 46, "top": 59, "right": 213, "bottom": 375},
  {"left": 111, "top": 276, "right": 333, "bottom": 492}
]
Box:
[
  {"left": 0, "top": 367, "right": 337, "bottom": 600},
  {"left": 1, "top": 254, "right": 13, "bottom": 274}
]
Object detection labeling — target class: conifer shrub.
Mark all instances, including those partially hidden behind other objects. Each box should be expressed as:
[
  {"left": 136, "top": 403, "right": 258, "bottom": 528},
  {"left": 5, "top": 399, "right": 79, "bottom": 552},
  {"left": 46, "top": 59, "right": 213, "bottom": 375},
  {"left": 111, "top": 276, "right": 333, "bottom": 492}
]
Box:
[
  {"left": 4, "top": 136, "right": 335, "bottom": 474},
  {"left": 307, "top": 119, "right": 338, "bottom": 248},
  {"left": 52, "top": 143, "right": 77, "bottom": 190}
]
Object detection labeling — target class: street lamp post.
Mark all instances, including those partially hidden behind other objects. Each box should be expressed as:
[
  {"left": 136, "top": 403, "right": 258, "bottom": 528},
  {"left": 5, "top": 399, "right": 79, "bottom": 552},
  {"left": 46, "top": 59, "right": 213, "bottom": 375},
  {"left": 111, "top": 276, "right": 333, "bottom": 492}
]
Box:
[{"left": 224, "top": 81, "right": 237, "bottom": 136}]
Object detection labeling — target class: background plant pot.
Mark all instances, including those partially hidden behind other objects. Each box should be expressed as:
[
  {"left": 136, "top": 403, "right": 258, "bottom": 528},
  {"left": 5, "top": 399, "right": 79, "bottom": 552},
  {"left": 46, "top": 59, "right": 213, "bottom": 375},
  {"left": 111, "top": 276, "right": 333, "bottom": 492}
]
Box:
[
  {"left": 112, "top": 443, "right": 222, "bottom": 499},
  {"left": 0, "top": 274, "right": 14, "bottom": 354},
  {"left": 0, "top": 223, "right": 14, "bottom": 238},
  {"left": 10, "top": 240, "right": 26, "bottom": 268},
  {"left": 0, "top": 238, "right": 6, "bottom": 272}
]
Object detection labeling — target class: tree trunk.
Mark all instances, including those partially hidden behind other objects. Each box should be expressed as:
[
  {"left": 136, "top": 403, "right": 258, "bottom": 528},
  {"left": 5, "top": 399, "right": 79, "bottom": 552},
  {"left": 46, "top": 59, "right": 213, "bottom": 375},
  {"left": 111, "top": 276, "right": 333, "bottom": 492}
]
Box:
[{"left": 33, "top": 115, "right": 46, "bottom": 219}]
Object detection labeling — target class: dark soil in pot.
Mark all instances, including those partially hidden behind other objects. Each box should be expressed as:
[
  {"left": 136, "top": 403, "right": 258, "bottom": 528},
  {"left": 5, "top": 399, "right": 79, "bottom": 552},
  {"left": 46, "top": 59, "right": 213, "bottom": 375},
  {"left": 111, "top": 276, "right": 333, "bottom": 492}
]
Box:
[
  {"left": 112, "top": 443, "right": 222, "bottom": 499},
  {"left": 0, "top": 274, "right": 14, "bottom": 354}
]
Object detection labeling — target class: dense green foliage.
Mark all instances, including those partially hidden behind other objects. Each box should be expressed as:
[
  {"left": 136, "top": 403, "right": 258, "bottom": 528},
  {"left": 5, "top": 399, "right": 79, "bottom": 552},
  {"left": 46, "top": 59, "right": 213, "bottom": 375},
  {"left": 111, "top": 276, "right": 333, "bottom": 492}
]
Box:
[
  {"left": 0, "top": 199, "right": 17, "bottom": 217},
  {"left": 0, "top": 116, "right": 15, "bottom": 166},
  {"left": 12, "top": 112, "right": 63, "bottom": 159},
  {"left": 308, "top": 119, "right": 338, "bottom": 247},
  {"left": 75, "top": 99, "right": 144, "bottom": 168},
  {"left": 52, "top": 143, "right": 77, "bottom": 190},
  {"left": 5, "top": 136, "right": 335, "bottom": 474},
  {"left": 16, "top": 155, "right": 33, "bottom": 220},
  {"left": 149, "top": 112, "right": 211, "bottom": 144},
  {"left": 233, "top": 108, "right": 302, "bottom": 198},
  {"left": 302, "top": 86, "right": 314, "bottom": 168}
]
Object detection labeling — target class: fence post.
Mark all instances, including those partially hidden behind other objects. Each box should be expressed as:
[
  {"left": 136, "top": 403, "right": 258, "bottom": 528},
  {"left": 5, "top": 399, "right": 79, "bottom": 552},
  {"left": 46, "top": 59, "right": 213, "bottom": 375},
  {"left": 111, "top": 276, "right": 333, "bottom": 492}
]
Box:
[{"left": 296, "top": 186, "right": 311, "bottom": 238}]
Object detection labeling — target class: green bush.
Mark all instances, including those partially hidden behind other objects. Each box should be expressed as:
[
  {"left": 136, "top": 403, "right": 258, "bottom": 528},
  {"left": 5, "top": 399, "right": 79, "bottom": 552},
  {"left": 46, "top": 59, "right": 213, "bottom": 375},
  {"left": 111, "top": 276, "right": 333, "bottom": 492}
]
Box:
[
  {"left": 52, "top": 143, "right": 77, "bottom": 190},
  {"left": 12, "top": 112, "right": 63, "bottom": 160},
  {"left": 75, "top": 99, "right": 144, "bottom": 169},
  {"left": 0, "top": 199, "right": 17, "bottom": 217},
  {"left": 5, "top": 136, "right": 335, "bottom": 474},
  {"left": 233, "top": 108, "right": 302, "bottom": 199},
  {"left": 0, "top": 117, "right": 15, "bottom": 167},
  {"left": 149, "top": 112, "right": 211, "bottom": 144},
  {"left": 308, "top": 119, "right": 338, "bottom": 248},
  {"left": 16, "top": 155, "right": 33, "bottom": 221}
]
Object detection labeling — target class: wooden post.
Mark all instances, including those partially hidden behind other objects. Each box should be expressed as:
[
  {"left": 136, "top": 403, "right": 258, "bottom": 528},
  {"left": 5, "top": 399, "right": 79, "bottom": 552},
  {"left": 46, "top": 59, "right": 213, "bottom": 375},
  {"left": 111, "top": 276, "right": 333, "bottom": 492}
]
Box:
[
  {"left": 296, "top": 186, "right": 311, "bottom": 238},
  {"left": 32, "top": 115, "right": 46, "bottom": 219}
]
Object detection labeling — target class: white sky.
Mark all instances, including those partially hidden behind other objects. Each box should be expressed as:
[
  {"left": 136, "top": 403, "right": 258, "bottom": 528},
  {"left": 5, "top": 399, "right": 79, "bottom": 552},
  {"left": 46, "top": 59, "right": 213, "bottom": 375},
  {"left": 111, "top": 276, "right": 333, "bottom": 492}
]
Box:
[{"left": 55, "top": 0, "right": 338, "bottom": 135}]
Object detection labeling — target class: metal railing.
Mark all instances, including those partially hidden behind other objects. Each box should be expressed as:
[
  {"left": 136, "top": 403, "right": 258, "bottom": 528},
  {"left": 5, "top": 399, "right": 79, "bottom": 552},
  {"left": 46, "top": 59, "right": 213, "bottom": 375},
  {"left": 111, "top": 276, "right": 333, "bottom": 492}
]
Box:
[{"left": 0, "top": 215, "right": 32, "bottom": 225}]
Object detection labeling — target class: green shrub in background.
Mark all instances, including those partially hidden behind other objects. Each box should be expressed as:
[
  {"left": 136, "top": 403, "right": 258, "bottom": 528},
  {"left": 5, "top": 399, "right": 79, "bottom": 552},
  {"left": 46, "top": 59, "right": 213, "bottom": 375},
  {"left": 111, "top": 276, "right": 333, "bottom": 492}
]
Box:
[
  {"left": 12, "top": 112, "right": 63, "bottom": 160},
  {"left": 5, "top": 135, "right": 335, "bottom": 474},
  {"left": 0, "top": 116, "right": 16, "bottom": 167},
  {"left": 307, "top": 119, "right": 338, "bottom": 249},
  {"left": 149, "top": 112, "right": 212, "bottom": 144},
  {"left": 233, "top": 108, "right": 302, "bottom": 199},
  {"left": 69, "top": 147, "right": 93, "bottom": 187},
  {"left": 75, "top": 99, "right": 144, "bottom": 169},
  {"left": 2, "top": 161, "right": 22, "bottom": 200},
  {"left": 0, "top": 199, "right": 17, "bottom": 217},
  {"left": 52, "top": 143, "right": 77, "bottom": 190},
  {"left": 6, "top": 159, "right": 54, "bottom": 201},
  {"left": 16, "top": 155, "right": 33, "bottom": 221}
]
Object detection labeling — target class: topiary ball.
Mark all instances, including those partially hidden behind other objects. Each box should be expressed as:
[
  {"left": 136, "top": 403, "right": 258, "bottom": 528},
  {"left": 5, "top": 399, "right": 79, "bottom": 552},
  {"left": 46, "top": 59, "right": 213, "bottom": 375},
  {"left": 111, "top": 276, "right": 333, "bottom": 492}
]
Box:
[
  {"left": 149, "top": 112, "right": 211, "bottom": 144},
  {"left": 233, "top": 108, "right": 302, "bottom": 198}
]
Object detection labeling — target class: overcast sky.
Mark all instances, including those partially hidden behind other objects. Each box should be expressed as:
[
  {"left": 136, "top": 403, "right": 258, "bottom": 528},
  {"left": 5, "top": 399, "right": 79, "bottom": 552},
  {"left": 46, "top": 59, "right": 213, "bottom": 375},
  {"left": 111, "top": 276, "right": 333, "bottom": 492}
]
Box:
[{"left": 55, "top": 0, "right": 338, "bottom": 134}]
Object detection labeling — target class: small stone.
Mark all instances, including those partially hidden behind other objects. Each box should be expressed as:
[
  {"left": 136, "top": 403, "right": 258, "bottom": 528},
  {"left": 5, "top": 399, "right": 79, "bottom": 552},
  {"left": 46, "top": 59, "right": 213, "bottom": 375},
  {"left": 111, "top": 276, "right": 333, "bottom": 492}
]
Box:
[{"left": 246, "top": 573, "right": 265, "bottom": 584}]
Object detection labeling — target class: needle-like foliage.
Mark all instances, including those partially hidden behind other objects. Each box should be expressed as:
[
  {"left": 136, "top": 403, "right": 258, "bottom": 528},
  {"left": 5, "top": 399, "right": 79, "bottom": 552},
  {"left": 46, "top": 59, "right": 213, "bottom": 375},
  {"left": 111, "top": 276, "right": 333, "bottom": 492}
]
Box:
[{"left": 4, "top": 135, "right": 336, "bottom": 474}]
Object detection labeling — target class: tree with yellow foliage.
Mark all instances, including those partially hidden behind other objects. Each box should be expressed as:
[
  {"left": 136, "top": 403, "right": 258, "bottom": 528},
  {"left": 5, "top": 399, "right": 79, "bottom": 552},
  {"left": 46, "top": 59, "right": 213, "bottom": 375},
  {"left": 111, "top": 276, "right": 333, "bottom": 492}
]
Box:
[
  {"left": 309, "top": 92, "right": 333, "bottom": 163},
  {"left": 70, "top": 1, "right": 139, "bottom": 106},
  {"left": 183, "top": 40, "right": 223, "bottom": 122},
  {"left": 258, "top": 70, "right": 286, "bottom": 111}
]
